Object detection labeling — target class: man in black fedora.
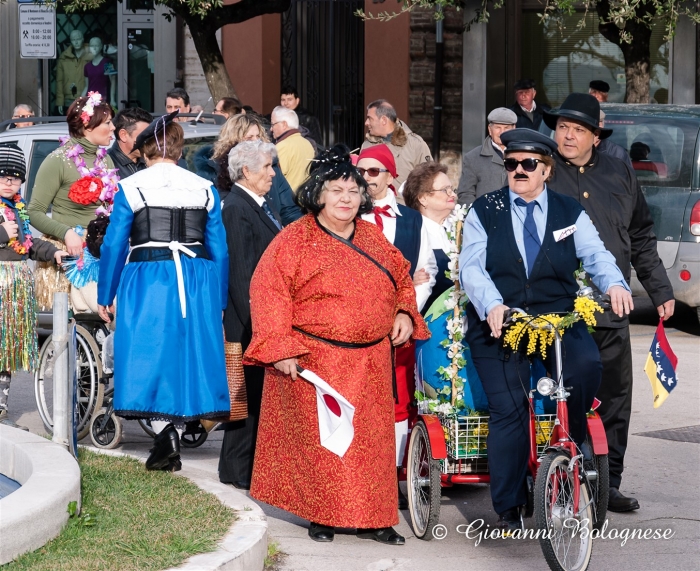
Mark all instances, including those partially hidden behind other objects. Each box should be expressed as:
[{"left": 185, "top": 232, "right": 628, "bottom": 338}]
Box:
[
  {"left": 544, "top": 93, "right": 675, "bottom": 513},
  {"left": 509, "top": 79, "right": 551, "bottom": 131}
]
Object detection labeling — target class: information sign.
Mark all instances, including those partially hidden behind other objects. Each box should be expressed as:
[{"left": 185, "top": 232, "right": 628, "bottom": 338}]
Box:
[{"left": 19, "top": 3, "right": 56, "bottom": 59}]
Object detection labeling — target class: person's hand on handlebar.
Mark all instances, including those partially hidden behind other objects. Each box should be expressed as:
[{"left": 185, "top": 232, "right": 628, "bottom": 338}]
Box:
[
  {"left": 606, "top": 285, "right": 634, "bottom": 318},
  {"left": 486, "top": 303, "right": 510, "bottom": 339}
]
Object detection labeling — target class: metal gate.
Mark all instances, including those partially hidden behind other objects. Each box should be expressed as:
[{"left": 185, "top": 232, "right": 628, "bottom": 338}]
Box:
[{"left": 281, "top": 0, "right": 365, "bottom": 149}]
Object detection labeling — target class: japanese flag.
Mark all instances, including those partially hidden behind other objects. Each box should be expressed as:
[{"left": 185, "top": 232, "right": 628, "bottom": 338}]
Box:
[{"left": 298, "top": 367, "right": 355, "bottom": 458}]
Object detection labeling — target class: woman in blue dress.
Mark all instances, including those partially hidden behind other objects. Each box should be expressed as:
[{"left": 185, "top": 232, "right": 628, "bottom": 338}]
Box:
[
  {"left": 403, "top": 162, "right": 488, "bottom": 413},
  {"left": 97, "top": 112, "right": 230, "bottom": 471}
]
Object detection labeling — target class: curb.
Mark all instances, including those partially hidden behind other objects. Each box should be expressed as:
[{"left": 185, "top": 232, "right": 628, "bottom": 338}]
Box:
[
  {"left": 0, "top": 425, "right": 81, "bottom": 565},
  {"left": 85, "top": 447, "right": 268, "bottom": 571}
]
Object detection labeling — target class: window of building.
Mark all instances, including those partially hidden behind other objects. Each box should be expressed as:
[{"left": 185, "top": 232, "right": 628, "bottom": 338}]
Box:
[{"left": 521, "top": 10, "right": 669, "bottom": 107}]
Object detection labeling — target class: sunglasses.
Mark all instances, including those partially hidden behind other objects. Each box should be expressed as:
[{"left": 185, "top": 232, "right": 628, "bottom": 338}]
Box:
[
  {"left": 357, "top": 167, "right": 389, "bottom": 177},
  {"left": 503, "top": 158, "right": 544, "bottom": 172}
]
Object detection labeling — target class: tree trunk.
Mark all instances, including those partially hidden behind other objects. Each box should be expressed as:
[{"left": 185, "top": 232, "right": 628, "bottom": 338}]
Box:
[
  {"left": 596, "top": 1, "right": 653, "bottom": 103},
  {"left": 186, "top": 18, "right": 238, "bottom": 102}
]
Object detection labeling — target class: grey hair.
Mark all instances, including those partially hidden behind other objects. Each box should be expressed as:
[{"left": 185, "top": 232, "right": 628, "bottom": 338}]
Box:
[
  {"left": 228, "top": 140, "right": 277, "bottom": 182},
  {"left": 367, "top": 99, "right": 397, "bottom": 123},
  {"left": 271, "top": 106, "right": 299, "bottom": 129},
  {"left": 13, "top": 104, "right": 33, "bottom": 115}
]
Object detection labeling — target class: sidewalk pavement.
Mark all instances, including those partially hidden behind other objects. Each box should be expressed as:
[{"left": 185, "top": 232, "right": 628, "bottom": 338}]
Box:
[{"left": 7, "top": 298, "right": 700, "bottom": 571}]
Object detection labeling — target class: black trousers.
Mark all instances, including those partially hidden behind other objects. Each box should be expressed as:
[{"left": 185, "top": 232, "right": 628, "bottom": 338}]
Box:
[
  {"left": 218, "top": 364, "right": 265, "bottom": 485},
  {"left": 472, "top": 321, "right": 602, "bottom": 514},
  {"left": 591, "top": 326, "right": 633, "bottom": 490}
]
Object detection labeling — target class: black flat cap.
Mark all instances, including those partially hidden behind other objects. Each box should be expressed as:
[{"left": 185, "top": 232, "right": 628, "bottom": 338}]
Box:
[
  {"left": 132, "top": 110, "right": 179, "bottom": 152},
  {"left": 543, "top": 93, "right": 612, "bottom": 139},
  {"left": 589, "top": 80, "right": 610, "bottom": 93},
  {"left": 500, "top": 128, "right": 558, "bottom": 156},
  {"left": 514, "top": 78, "right": 536, "bottom": 91}
]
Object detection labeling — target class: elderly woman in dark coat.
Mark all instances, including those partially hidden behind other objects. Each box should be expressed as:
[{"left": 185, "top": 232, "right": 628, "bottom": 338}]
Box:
[{"left": 218, "top": 140, "right": 282, "bottom": 489}]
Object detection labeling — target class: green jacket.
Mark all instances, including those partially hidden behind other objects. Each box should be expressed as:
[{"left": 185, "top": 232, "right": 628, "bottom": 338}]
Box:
[{"left": 28, "top": 138, "right": 115, "bottom": 240}]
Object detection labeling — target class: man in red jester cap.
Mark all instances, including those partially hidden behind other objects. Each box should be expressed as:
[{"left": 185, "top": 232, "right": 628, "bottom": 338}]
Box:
[{"left": 357, "top": 144, "right": 437, "bottom": 509}]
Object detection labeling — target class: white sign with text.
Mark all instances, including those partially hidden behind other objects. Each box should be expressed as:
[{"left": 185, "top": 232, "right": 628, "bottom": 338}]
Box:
[{"left": 19, "top": 3, "right": 56, "bottom": 59}]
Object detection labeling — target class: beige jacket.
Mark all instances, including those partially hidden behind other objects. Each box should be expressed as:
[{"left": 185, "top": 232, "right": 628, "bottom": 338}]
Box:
[
  {"left": 56, "top": 45, "right": 92, "bottom": 107},
  {"left": 361, "top": 120, "right": 432, "bottom": 186},
  {"left": 276, "top": 131, "right": 316, "bottom": 192}
]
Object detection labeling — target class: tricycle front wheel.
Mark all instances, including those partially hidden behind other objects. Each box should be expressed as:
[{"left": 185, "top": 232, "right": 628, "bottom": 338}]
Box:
[{"left": 407, "top": 420, "right": 442, "bottom": 540}]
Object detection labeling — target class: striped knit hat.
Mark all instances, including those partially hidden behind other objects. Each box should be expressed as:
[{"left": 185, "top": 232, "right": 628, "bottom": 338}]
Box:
[{"left": 0, "top": 143, "right": 26, "bottom": 182}]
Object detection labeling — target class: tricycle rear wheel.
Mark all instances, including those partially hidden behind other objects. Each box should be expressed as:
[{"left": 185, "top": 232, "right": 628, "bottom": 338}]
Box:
[{"left": 407, "top": 420, "right": 442, "bottom": 540}]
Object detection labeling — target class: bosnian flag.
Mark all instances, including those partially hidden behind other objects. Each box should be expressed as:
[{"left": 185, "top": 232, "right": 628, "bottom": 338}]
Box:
[
  {"left": 644, "top": 320, "right": 679, "bottom": 409},
  {"left": 298, "top": 367, "right": 355, "bottom": 457}
]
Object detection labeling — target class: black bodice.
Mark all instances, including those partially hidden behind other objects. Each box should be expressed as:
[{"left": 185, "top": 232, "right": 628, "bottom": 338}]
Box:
[{"left": 130, "top": 189, "right": 209, "bottom": 246}]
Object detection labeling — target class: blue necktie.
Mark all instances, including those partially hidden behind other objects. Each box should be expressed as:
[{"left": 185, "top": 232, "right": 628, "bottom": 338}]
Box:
[
  {"left": 514, "top": 197, "right": 541, "bottom": 276},
  {"left": 261, "top": 201, "right": 282, "bottom": 231}
]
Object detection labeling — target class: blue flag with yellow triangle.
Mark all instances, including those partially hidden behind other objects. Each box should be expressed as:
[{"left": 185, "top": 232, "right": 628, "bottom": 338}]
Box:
[{"left": 644, "top": 319, "right": 679, "bottom": 408}]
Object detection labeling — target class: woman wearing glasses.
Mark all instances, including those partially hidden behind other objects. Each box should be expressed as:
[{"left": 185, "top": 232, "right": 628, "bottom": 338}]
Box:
[
  {"left": 459, "top": 129, "right": 632, "bottom": 534},
  {"left": 402, "top": 161, "right": 458, "bottom": 313},
  {"left": 356, "top": 144, "right": 437, "bottom": 510}
]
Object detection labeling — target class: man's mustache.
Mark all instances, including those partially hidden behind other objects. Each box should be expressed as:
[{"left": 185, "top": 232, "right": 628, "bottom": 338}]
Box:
[{"left": 514, "top": 174, "right": 529, "bottom": 180}]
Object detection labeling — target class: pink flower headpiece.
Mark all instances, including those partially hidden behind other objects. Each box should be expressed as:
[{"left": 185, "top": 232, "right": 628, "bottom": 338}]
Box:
[{"left": 80, "top": 92, "right": 103, "bottom": 126}]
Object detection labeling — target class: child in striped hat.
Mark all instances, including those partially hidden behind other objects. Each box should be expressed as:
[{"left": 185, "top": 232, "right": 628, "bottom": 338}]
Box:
[{"left": 0, "top": 143, "right": 68, "bottom": 429}]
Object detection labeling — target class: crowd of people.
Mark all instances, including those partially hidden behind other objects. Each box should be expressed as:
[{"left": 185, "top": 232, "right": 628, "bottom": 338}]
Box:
[{"left": 0, "top": 77, "right": 674, "bottom": 544}]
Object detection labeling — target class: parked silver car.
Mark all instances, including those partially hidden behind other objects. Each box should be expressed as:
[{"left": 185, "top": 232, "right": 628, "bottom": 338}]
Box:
[{"left": 601, "top": 105, "right": 700, "bottom": 323}]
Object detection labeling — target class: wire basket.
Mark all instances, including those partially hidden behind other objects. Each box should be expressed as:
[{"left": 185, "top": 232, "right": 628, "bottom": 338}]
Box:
[
  {"left": 441, "top": 457, "right": 490, "bottom": 474},
  {"left": 440, "top": 415, "right": 490, "bottom": 459},
  {"left": 535, "top": 414, "right": 556, "bottom": 456}
]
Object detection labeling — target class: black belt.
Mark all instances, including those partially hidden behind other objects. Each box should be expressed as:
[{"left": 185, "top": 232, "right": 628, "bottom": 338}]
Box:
[
  {"left": 293, "top": 326, "right": 386, "bottom": 349},
  {"left": 130, "top": 245, "right": 209, "bottom": 263}
]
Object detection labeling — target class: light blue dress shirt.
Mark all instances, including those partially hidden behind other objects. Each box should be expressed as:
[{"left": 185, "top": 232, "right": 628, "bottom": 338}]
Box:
[{"left": 460, "top": 186, "right": 630, "bottom": 320}]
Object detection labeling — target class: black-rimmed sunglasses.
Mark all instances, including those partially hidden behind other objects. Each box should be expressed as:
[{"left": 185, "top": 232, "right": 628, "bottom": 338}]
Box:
[{"left": 503, "top": 158, "right": 544, "bottom": 172}]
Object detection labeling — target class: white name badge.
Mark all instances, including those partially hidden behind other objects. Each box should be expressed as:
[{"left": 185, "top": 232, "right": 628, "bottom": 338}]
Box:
[{"left": 553, "top": 224, "right": 577, "bottom": 242}]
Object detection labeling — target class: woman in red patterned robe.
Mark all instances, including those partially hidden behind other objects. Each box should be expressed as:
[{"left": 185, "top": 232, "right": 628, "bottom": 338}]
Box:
[{"left": 244, "top": 145, "right": 429, "bottom": 545}]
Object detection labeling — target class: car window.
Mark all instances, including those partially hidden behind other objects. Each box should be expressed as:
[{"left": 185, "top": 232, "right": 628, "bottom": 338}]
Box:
[
  {"left": 605, "top": 116, "right": 699, "bottom": 187},
  {"left": 26, "top": 139, "right": 61, "bottom": 204},
  {"left": 180, "top": 136, "right": 217, "bottom": 177}
]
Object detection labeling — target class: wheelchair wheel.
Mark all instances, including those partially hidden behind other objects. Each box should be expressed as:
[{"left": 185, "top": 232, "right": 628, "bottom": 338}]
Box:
[
  {"left": 535, "top": 450, "right": 593, "bottom": 571},
  {"left": 34, "top": 325, "right": 104, "bottom": 440},
  {"left": 90, "top": 408, "right": 123, "bottom": 449},
  {"left": 407, "top": 420, "right": 442, "bottom": 540},
  {"left": 138, "top": 418, "right": 156, "bottom": 438},
  {"left": 180, "top": 421, "right": 208, "bottom": 448}
]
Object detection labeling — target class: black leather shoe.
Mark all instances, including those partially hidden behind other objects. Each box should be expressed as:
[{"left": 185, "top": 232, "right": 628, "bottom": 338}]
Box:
[
  {"left": 357, "top": 527, "right": 405, "bottom": 545},
  {"left": 229, "top": 480, "right": 251, "bottom": 490},
  {"left": 168, "top": 456, "right": 182, "bottom": 472},
  {"left": 608, "top": 487, "right": 639, "bottom": 512},
  {"left": 308, "top": 522, "right": 334, "bottom": 542},
  {"left": 146, "top": 424, "right": 180, "bottom": 470},
  {"left": 398, "top": 486, "right": 409, "bottom": 510},
  {"left": 496, "top": 507, "right": 524, "bottom": 536}
]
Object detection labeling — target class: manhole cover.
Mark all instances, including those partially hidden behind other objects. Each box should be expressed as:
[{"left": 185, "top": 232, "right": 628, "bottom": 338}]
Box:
[{"left": 636, "top": 425, "right": 700, "bottom": 444}]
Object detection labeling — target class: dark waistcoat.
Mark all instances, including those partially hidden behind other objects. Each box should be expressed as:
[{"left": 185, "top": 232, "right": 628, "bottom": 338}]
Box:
[
  {"left": 466, "top": 187, "right": 584, "bottom": 359},
  {"left": 393, "top": 203, "right": 422, "bottom": 276}
]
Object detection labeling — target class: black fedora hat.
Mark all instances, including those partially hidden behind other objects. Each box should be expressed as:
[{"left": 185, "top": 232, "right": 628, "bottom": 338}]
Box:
[{"left": 543, "top": 93, "right": 612, "bottom": 139}]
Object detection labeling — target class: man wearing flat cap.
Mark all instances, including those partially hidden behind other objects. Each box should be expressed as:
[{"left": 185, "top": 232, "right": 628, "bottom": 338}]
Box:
[
  {"left": 545, "top": 93, "right": 674, "bottom": 513},
  {"left": 589, "top": 80, "right": 610, "bottom": 103},
  {"left": 457, "top": 107, "right": 516, "bottom": 206},
  {"left": 460, "top": 127, "right": 632, "bottom": 533},
  {"left": 509, "top": 79, "right": 551, "bottom": 131}
]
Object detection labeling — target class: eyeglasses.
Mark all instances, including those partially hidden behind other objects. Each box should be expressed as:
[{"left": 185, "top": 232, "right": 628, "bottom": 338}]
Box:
[
  {"left": 503, "top": 158, "right": 544, "bottom": 172},
  {"left": 13, "top": 115, "right": 34, "bottom": 119},
  {"left": 356, "top": 167, "right": 389, "bottom": 178},
  {"left": 429, "top": 185, "right": 456, "bottom": 196},
  {"left": 0, "top": 176, "right": 22, "bottom": 186}
]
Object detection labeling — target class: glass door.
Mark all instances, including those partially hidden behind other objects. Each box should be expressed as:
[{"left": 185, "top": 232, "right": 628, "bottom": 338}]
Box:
[{"left": 122, "top": 25, "right": 155, "bottom": 111}]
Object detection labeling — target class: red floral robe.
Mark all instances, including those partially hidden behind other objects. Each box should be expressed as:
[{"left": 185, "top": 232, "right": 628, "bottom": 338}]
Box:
[{"left": 244, "top": 215, "right": 430, "bottom": 528}]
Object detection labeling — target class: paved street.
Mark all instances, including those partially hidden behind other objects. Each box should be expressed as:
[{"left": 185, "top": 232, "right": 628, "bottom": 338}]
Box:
[{"left": 7, "top": 298, "right": 700, "bottom": 571}]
